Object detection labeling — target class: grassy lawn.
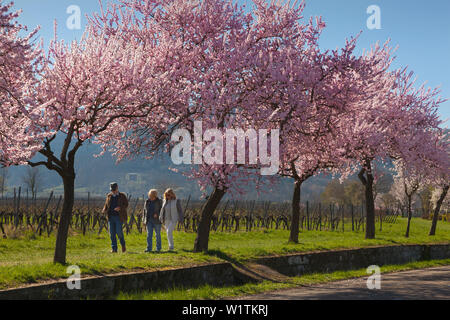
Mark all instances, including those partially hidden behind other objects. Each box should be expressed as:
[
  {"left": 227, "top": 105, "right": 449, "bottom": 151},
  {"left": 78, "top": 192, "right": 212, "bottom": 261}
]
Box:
[
  {"left": 0, "top": 217, "right": 449, "bottom": 290},
  {"left": 115, "top": 259, "right": 450, "bottom": 300}
]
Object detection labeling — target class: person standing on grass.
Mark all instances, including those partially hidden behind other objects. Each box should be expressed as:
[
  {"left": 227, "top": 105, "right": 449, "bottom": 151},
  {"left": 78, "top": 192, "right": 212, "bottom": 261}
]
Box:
[
  {"left": 143, "top": 189, "right": 163, "bottom": 252},
  {"left": 160, "top": 188, "right": 184, "bottom": 251},
  {"left": 102, "top": 182, "right": 128, "bottom": 253}
]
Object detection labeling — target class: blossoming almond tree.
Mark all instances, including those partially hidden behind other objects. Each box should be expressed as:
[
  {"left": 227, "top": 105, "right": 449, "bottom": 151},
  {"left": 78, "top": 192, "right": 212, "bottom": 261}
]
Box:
[
  {"left": 0, "top": 1, "right": 48, "bottom": 165},
  {"left": 390, "top": 128, "right": 448, "bottom": 238},
  {"left": 427, "top": 133, "right": 449, "bottom": 236},
  {"left": 336, "top": 60, "right": 446, "bottom": 239},
  {"left": 388, "top": 70, "right": 448, "bottom": 238},
  {"left": 265, "top": 37, "right": 403, "bottom": 243},
  {"left": 391, "top": 159, "right": 425, "bottom": 237},
  {"left": 330, "top": 43, "right": 401, "bottom": 239},
  {"left": 91, "top": 0, "right": 267, "bottom": 253},
  {"left": 429, "top": 183, "right": 449, "bottom": 235},
  {"left": 185, "top": 0, "right": 326, "bottom": 251},
  {"left": 94, "top": 0, "right": 327, "bottom": 252},
  {"left": 273, "top": 38, "right": 394, "bottom": 243},
  {"left": 7, "top": 14, "right": 177, "bottom": 263}
]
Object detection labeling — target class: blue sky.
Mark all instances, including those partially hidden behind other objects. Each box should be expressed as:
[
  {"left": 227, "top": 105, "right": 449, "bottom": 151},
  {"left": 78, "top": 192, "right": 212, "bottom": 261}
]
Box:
[{"left": 11, "top": 0, "right": 450, "bottom": 124}]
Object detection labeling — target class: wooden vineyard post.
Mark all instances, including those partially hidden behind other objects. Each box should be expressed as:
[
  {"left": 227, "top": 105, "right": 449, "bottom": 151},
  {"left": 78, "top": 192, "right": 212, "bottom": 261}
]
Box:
[
  {"left": 351, "top": 204, "right": 354, "bottom": 231},
  {"left": 306, "top": 201, "right": 310, "bottom": 231},
  {"left": 49, "top": 195, "right": 63, "bottom": 236},
  {"left": 35, "top": 191, "right": 54, "bottom": 236},
  {"left": 318, "top": 202, "right": 322, "bottom": 231},
  {"left": 87, "top": 191, "right": 91, "bottom": 230},
  {"left": 126, "top": 197, "right": 139, "bottom": 235},
  {"left": 181, "top": 195, "right": 191, "bottom": 232},
  {"left": 379, "top": 210, "right": 382, "bottom": 232},
  {"left": 13, "top": 187, "right": 22, "bottom": 229},
  {"left": 13, "top": 188, "right": 16, "bottom": 228},
  {"left": 361, "top": 203, "right": 365, "bottom": 232}
]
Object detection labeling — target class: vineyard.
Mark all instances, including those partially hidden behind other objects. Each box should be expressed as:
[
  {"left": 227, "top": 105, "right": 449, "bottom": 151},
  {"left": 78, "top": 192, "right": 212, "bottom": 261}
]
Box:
[{"left": 0, "top": 188, "right": 410, "bottom": 239}]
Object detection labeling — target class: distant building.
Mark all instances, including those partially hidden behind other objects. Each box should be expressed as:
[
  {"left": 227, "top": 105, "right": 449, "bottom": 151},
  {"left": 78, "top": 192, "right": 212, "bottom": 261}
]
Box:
[{"left": 125, "top": 173, "right": 142, "bottom": 183}]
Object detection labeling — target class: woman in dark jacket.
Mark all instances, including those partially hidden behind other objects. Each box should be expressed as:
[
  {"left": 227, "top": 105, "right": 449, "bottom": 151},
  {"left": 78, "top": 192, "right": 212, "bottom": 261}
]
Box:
[{"left": 143, "top": 189, "right": 163, "bottom": 252}]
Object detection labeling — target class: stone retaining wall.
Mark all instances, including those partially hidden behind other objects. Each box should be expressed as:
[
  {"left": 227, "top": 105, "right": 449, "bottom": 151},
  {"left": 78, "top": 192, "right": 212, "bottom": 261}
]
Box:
[
  {"left": 0, "top": 262, "right": 251, "bottom": 300},
  {"left": 255, "top": 244, "right": 450, "bottom": 276}
]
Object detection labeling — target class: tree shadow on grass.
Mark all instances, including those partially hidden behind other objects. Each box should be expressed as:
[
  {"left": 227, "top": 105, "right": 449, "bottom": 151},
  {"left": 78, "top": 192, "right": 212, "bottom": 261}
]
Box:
[
  {"left": 124, "top": 251, "right": 141, "bottom": 255},
  {"left": 205, "top": 249, "right": 299, "bottom": 285},
  {"left": 162, "top": 250, "right": 178, "bottom": 254}
]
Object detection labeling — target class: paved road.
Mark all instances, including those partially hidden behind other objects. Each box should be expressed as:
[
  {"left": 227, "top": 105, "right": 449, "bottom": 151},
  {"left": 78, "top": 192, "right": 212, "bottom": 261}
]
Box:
[{"left": 238, "top": 266, "right": 450, "bottom": 300}]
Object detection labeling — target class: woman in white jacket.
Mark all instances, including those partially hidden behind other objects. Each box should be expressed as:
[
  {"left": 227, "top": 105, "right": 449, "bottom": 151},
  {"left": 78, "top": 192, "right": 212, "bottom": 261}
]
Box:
[{"left": 159, "top": 188, "right": 184, "bottom": 250}]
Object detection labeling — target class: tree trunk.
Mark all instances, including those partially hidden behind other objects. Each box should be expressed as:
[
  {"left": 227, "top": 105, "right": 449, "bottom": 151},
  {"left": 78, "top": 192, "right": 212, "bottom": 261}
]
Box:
[
  {"left": 358, "top": 160, "right": 375, "bottom": 239},
  {"left": 193, "top": 187, "right": 226, "bottom": 252},
  {"left": 53, "top": 174, "right": 75, "bottom": 264},
  {"left": 289, "top": 179, "right": 302, "bottom": 243},
  {"left": 429, "top": 185, "right": 449, "bottom": 236},
  {"left": 405, "top": 195, "right": 412, "bottom": 238}
]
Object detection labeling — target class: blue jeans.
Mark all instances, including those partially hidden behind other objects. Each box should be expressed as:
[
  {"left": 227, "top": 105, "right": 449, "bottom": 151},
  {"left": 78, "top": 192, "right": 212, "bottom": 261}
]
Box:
[
  {"left": 146, "top": 221, "right": 162, "bottom": 252},
  {"left": 109, "top": 215, "right": 125, "bottom": 251}
]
